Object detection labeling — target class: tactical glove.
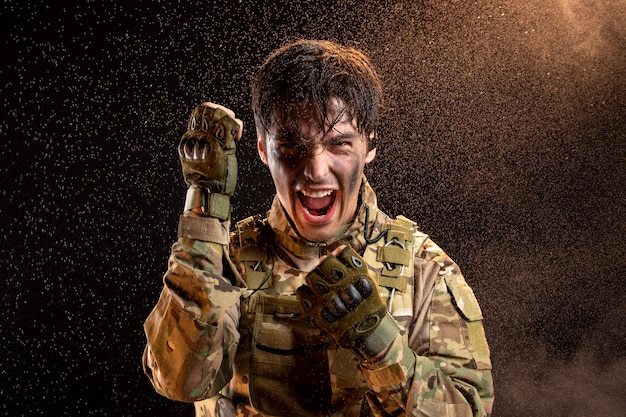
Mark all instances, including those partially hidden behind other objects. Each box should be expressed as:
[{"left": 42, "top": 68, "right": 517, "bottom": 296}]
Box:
[
  {"left": 297, "top": 246, "right": 400, "bottom": 360},
  {"left": 178, "top": 105, "right": 240, "bottom": 220}
]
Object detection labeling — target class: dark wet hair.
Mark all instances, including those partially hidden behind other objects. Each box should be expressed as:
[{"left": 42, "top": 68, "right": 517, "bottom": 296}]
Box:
[{"left": 251, "top": 39, "right": 383, "bottom": 144}]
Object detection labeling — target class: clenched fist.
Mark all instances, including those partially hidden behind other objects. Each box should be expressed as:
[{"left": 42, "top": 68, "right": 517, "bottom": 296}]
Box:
[
  {"left": 178, "top": 103, "right": 242, "bottom": 219},
  {"left": 297, "top": 246, "right": 400, "bottom": 360}
]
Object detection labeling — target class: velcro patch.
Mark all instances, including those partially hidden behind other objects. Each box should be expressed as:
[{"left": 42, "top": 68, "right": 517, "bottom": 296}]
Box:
[{"left": 444, "top": 275, "right": 483, "bottom": 321}]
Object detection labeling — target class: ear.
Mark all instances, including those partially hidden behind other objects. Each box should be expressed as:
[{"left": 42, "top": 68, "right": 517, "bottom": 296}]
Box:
[
  {"left": 365, "top": 132, "right": 376, "bottom": 164},
  {"left": 257, "top": 133, "right": 268, "bottom": 165},
  {"left": 365, "top": 147, "right": 376, "bottom": 164}
]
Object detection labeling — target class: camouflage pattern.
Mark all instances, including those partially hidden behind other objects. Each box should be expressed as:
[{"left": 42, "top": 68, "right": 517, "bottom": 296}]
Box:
[
  {"left": 143, "top": 177, "right": 494, "bottom": 416},
  {"left": 195, "top": 394, "right": 237, "bottom": 417},
  {"left": 143, "top": 215, "right": 244, "bottom": 401}
]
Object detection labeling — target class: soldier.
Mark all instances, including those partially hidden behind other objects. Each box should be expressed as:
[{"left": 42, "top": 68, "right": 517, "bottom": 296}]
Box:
[{"left": 143, "top": 39, "right": 494, "bottom": 417}]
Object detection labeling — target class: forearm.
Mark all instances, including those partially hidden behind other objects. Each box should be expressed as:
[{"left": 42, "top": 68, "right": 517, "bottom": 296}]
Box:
[
  {"left": 165, "top": 233, "right": 239, "bottom": 323},
  {"left": 143, "top": 296, "right": 241, "bottom": 401},
  {"left": 361, "top": 336, "right": 494, "bottom": 417},
  {"left": 143, "top": 214, "right": 243, "bottom": 401},
  {"left": 362, "top": 241, "right": 494, "bottom": 416}
]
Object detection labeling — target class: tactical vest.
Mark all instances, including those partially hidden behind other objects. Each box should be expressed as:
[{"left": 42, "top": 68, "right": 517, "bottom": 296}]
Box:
[{"left": 226, "top": 212, "right": 427, "bottom": 417}]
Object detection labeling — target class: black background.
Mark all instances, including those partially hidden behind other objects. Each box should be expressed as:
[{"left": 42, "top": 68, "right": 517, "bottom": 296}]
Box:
[{"left": 2, "top": 1, "right": 625, "bottom": 416}]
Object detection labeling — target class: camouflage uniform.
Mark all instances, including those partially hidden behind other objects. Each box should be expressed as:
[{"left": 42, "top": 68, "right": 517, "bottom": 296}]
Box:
[{"left": 143, "top": 178, "right": 494, "bottom": 416}]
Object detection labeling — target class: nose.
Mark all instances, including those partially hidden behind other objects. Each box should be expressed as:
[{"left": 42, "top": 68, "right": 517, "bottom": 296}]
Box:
[{"left": 303, "top": 147, "right": 331, "bottom": 181}]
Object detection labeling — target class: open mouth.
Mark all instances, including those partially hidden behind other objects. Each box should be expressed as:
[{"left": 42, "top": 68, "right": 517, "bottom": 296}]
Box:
[{"left": 298, "top": 189, "right": 337, "bottom": 217}]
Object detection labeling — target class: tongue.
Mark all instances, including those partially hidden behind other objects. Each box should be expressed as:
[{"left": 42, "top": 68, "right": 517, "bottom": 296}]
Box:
[{"left": 301, "top": 194, "right": 333, "bottom": 211}]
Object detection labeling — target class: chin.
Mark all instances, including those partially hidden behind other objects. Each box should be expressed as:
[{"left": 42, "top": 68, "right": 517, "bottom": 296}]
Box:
[{"left": 296, "top": 221, "right": 339, "bottom": 243}]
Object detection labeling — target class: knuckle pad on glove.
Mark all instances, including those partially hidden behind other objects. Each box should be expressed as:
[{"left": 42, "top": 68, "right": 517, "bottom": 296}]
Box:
[
  {"left": 330, "top": 297, "right": 348, "bottom": 317},
  {"left": 354, "top": 277, "right": 373, "bottom": 298},
  {"left": 341, "top": 285, "right": 363, "bottom": 309},
  {"left": 178, "top": 105, "right": 239, "bottom": 193},
  {"left": 321, "top": 307, "right": 338, "bottom": 323}
]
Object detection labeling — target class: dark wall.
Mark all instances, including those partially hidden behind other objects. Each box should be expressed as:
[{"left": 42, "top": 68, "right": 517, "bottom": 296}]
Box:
[{"left": 2, "top": 1, "right": 625, "bottom": 416}]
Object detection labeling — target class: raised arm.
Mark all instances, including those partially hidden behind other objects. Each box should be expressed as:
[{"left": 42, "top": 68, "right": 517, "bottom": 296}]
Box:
[{"left": 142, "top": 103, "right": 246, "bottom": 402}]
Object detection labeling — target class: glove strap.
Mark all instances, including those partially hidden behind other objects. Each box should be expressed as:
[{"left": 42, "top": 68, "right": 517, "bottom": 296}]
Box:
[
  {"left": 178, "top": 215, "right": 230, "bottom": 245},
  {"left": 184, "top": 184, "right": 230, "bottom": 220},
  {"left": 353, "top": 313, "right": 401, "bottom": 360}
]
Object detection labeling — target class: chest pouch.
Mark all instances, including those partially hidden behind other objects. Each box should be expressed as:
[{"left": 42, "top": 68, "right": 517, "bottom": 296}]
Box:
[
  {"left": 234, "top": 215, "right": 273, "bottom": 290},
  {"left": 247, "top": 292, "right": 334, "bottom": 417},
  {"left": 363, "top": 216, "right": 420, "bottom": 314}
]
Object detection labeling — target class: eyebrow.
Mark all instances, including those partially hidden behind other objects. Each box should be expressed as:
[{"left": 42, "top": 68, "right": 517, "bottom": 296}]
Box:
[
  {"left": 275, "top": 131, "right": 360, "bottom": 144},
  {"left": 327, "top": 132, "right": 360, "bottom": 141},
  {"left": 326, "top": 124, "right": 361, "bottom": 137}
]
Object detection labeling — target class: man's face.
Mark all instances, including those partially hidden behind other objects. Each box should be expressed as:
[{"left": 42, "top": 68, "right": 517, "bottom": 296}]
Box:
[{"left": 258, "top": 100, "right": 376, "bottom": 243}]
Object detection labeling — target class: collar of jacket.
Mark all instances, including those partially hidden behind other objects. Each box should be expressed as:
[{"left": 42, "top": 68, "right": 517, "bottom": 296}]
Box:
[{"left": 266, "top": 176, "right": 386, "bottom": 265}]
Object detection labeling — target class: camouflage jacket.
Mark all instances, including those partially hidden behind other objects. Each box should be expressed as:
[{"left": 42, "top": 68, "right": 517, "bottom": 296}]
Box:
[{"left": 143, "top": 178, "right": 494, "bottom": 416}]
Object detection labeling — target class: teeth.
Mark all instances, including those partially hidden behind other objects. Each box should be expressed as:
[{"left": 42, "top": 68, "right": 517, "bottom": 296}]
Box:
[{"left": 301, "top": 189, "right": 334, "bottom": 198}]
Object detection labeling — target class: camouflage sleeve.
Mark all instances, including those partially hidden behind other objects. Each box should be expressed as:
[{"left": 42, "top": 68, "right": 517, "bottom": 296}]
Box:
[
  {"left": 142, "top": 213, "right": 245, "bottom": 402},
  {"left": 361, "top": 238, "right": 494, "bottom": 417}
]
